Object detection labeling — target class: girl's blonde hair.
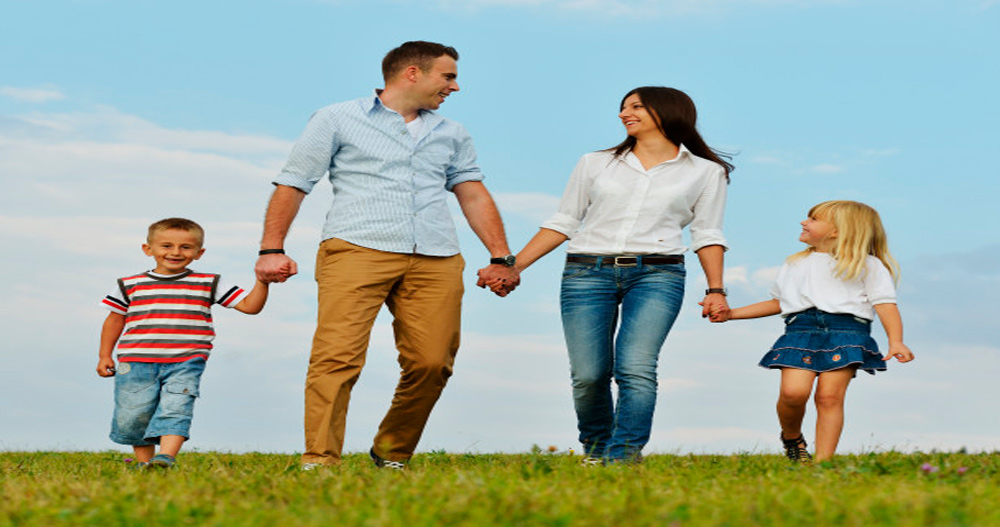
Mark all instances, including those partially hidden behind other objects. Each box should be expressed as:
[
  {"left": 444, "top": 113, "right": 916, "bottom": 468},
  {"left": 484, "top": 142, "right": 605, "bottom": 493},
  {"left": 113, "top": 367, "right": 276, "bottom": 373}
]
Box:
[{"left": 789, "top": 200, "right": 900, "bottom": 283}]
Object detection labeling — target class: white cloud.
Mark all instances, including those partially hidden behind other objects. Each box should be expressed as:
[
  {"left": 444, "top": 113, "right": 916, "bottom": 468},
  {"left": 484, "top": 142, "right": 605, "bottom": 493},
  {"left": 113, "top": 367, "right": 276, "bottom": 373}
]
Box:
[
  {"left": 752, "top": 265, "right": 780, "bottom": 285},
  {"left": 810, "top": 163, "right": 844, "bottom": 174},
  {"left": 493, "top": 192, "right": 562, "bottom": 223},
  {"left": 0, "top": 86, "right": 66, "bottom": 103},
  {"left": 6, "top": 106, "right": 292, "bottom": 158},
  {"left": 0, "top": 106, "right": 297, "bottom": 221}
]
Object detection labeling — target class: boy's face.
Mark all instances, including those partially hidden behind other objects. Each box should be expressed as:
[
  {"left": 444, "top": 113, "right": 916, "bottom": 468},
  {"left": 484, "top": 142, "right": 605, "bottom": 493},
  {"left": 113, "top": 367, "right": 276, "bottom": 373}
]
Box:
[{"left": 142, "top": 228, "right": 205, "bottom": 275}]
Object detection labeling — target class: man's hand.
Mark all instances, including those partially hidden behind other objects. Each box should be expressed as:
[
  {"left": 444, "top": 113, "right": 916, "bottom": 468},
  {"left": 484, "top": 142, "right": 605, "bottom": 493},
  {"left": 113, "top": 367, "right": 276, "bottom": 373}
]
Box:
[
  {"left": 476, "top": 264, "right": 520, "bottom": 297},
  {"left": 255, "top": 253, "right": 298, "bottom": 283}
]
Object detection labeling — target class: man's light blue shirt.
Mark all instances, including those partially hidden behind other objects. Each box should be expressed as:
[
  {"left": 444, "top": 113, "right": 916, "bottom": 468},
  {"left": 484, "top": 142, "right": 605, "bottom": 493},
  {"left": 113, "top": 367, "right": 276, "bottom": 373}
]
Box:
[{"left": 273, "top": 93, "right": 484, "bottom": 256}]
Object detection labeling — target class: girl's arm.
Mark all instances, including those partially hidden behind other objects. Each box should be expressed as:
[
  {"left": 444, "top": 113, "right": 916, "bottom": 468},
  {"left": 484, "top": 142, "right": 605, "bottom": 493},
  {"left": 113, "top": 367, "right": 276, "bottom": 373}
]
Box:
[
  {"left": 97, "top": 312, "right": 125, "bottom": 377},
  {"left": 234, "top": 279, "right": 270, "bottom": 315},
  {"left": 719, "top": 299, "right": 782, "bottom": 322},
  {"left": 873, "top": 303, "right": 914, "bottom": 362}
]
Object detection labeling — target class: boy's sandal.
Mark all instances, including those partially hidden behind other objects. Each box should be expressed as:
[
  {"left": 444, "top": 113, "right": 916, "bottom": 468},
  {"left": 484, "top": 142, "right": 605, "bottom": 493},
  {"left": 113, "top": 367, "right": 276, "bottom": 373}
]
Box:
[{"left": 780, "top": 433, "right": 813, "bottom": 462}]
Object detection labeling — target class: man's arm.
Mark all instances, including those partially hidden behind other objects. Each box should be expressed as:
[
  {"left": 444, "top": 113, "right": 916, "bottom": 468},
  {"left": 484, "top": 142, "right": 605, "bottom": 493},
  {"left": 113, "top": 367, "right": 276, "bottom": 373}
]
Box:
[
  {"left": 452, "top": 181, "right": 519, "bottom": 295},
  {"left": 255, "top": 184, "right": 307, "bottom": 283}
]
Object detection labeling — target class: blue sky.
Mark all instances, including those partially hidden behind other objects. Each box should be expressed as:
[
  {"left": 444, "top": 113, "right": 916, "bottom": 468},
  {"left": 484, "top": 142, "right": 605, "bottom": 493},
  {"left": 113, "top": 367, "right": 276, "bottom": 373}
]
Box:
[{"left": 1, "top": 0, "right": 998, "bottom": 456}]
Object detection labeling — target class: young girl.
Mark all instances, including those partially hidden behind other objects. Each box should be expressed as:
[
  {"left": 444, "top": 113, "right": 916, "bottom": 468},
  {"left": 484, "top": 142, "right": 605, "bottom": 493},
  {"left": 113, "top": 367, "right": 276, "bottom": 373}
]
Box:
[{"left": 711, "top": 200, "right": 914, "bottom": 462}]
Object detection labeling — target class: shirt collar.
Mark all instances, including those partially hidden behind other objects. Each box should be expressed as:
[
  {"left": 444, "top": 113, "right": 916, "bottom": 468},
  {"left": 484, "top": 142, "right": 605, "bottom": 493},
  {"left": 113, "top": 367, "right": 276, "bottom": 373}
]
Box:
[
  {"left": 623, "top": 143, "right": 692, "bottom": 171},
  {"left": 364, "top": 90, "right": 444, "bottom": 134}
]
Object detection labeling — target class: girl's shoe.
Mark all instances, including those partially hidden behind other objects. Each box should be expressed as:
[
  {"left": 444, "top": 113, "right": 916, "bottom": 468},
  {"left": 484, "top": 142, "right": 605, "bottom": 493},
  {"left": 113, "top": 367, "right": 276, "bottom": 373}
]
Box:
[
  {"left": 780, "top": 433, "right": 813, "bottom": 462},
  {"left": 148, "top": 454, "right": 176, "bottom": 469}
]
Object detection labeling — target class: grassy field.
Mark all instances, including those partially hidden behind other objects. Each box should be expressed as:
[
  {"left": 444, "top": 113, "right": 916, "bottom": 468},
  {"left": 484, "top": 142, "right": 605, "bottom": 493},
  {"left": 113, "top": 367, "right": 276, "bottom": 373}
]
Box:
[{"left": 2, "top": 450, "right": 997, "bottom": 526}]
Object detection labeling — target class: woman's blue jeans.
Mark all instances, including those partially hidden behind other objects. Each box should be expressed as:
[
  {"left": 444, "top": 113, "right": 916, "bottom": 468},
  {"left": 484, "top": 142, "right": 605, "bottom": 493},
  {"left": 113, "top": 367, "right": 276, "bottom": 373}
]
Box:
[{"left": 560, "top": 257, "right": 685, "bottom": 461}]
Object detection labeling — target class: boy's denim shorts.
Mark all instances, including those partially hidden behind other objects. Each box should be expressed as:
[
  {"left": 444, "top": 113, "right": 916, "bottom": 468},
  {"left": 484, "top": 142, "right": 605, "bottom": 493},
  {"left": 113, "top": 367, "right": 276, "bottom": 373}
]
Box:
[{"left": 110, "top": 357, "right": 206, "bottom": 446}]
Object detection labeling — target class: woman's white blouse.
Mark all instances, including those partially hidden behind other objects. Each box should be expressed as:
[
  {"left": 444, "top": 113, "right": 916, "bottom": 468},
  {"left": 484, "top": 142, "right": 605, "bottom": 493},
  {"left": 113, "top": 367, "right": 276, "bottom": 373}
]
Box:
[
  {"left": 541, "top": 146, "right": 729, "bottom": 255},
  {"left": 771, "top": 252, "right": 897, "bottom": 321}
]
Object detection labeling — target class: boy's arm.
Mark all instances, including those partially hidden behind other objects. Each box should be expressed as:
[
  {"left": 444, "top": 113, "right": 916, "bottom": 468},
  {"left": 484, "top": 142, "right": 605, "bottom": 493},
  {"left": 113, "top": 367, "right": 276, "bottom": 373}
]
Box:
[
  {"left": 234, "top": 279, "right": 270, "bottom": 315},
  {"left": 97, "top": 312, "right": 125, "bottom": 377},
  {"left": 874, "top": 303, "right": 914, "bottom": 363},
  {"left": 714, "top": 299, "right": 781, "bottom": 322}
]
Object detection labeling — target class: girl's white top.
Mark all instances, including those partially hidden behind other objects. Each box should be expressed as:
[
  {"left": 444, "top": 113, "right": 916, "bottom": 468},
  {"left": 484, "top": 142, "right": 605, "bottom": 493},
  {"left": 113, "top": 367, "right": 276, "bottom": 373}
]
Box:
[
  {"left": 771, "top": 252, "right": 897, "bottom": 321},
  {"left": 541, "top": 146, "right": 728, "bottom": 255}
]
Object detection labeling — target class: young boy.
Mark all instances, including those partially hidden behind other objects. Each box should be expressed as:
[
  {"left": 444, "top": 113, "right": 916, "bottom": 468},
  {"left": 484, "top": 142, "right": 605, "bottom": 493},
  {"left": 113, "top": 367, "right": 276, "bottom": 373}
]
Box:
[{"left": 96, "top": 218, "right": 268, "bottom": 469}]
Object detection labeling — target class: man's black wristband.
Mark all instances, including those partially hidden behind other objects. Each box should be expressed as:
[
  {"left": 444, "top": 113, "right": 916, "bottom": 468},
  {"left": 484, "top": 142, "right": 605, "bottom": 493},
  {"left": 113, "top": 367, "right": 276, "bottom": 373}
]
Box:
[{"left": 259, "top": 249, "right": 286, "bottom": 256}]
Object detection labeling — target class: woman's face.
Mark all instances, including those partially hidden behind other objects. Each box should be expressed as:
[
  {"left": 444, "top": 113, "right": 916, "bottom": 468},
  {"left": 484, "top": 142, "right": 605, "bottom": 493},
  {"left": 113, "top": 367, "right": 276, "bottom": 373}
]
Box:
[{"left": 618, "top": 94, "right": 659, "bottom": 138}]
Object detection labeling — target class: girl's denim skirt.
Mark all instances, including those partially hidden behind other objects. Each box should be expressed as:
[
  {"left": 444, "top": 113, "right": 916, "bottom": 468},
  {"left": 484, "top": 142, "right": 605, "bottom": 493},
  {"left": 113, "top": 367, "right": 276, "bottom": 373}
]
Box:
[{"left": 758, "top": 308, "right": 886, "bottom": 375}]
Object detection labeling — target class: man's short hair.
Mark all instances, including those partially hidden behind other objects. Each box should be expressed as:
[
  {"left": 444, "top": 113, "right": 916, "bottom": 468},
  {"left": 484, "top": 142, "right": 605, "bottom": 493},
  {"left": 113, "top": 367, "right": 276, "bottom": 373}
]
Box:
[
  {"left": 147, "top": 217, "right": 205, "bottom": 246},
  {"left": 382, "top": 41, "right": 459, "bottom": 82}
]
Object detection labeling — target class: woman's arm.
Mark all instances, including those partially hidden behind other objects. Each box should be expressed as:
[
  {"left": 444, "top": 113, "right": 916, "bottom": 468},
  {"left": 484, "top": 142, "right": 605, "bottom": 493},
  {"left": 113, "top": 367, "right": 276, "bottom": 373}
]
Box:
[
  {"left": 696, "top": 244, "right": 729, "bottom": 320},
  {"left": 479, "top": 228, "right": 568, "bottom": 294},
  {"left": 514, "top": 228, "right": 569, "bottom": 273}
]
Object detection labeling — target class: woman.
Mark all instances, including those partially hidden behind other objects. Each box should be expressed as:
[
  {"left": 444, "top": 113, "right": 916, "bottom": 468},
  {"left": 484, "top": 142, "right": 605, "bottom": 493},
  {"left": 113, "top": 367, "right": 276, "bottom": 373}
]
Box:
[{"left": 489, "top": 86, "right": 733, "bottom": 464}]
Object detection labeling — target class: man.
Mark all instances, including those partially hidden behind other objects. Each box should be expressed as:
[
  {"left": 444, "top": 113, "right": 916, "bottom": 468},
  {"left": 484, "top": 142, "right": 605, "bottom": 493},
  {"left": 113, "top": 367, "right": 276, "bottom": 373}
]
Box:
[{"left": 255, "top": 41, "right": 519, "bottom": 470}]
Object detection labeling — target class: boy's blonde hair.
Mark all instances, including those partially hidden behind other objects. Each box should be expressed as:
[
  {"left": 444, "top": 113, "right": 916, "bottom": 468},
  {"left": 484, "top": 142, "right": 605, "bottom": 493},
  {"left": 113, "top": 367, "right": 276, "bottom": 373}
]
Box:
[
  {"left": 147, "top": 218, "right": 205, "bottom": 246},
  {"left": 789, "top": 200, "right": 899, "bottom": 283}
]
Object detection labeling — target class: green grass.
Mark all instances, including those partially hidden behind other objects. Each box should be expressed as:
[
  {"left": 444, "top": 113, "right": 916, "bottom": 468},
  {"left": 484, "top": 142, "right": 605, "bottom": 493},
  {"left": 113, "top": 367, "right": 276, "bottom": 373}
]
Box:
[{"left": 2, "top": 451, "right": 997, "bottom": 526}]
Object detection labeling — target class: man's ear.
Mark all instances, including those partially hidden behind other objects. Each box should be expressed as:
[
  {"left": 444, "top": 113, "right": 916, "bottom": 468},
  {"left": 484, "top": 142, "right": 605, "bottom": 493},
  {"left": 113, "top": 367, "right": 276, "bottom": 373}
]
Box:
[{"left": 404, "top": 65, "right": 421, "bottom": 82}]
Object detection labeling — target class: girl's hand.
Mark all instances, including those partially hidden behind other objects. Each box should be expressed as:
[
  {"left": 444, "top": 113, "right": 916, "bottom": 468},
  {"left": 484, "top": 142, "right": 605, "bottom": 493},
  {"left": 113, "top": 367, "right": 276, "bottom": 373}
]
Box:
[
  {"left": 883, "top": 343, "right": 914, "bottom": 363},
  {"left": 698, "top": 301, "right": 730, "bottom": 322}
]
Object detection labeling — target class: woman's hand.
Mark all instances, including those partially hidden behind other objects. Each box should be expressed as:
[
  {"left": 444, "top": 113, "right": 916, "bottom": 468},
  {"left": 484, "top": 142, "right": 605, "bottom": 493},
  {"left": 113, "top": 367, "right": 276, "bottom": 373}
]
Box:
[{"left": 700, "top": 294, "right": 730, "bottom": 322}]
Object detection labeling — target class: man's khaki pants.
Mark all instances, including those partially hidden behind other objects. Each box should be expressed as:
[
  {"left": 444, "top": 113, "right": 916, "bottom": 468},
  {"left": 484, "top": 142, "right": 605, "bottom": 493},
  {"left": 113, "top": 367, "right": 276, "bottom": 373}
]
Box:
[{"left": 302, "top": 238, "right": 464, "bottom": 465}]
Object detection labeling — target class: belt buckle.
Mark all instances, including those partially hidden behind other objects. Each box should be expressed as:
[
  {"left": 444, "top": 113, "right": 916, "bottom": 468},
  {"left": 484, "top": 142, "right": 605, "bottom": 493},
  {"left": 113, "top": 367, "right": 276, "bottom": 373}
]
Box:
[{"left": 614, "top": 256, "right": 638, "bottom": 267}]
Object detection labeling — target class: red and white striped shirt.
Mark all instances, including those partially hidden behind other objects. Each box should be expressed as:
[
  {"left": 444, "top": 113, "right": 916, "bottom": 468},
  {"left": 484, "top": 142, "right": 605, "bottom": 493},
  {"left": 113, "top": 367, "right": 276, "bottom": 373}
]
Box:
[{"left": 102, "top": 270, "right": 247, "bottom": 362}]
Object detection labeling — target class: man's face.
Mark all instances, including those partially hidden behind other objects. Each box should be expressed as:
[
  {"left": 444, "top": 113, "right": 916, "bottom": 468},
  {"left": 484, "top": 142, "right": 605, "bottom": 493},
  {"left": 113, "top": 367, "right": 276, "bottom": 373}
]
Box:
[{"left": 413, "top": 55, "right": 459, "bottom": 110}]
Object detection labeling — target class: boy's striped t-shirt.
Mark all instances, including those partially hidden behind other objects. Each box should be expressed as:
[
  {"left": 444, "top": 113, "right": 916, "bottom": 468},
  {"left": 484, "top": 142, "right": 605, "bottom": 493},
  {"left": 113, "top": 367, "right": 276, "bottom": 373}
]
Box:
[{"left": 102, "top": 270, "right": 248, "bottom": 362}]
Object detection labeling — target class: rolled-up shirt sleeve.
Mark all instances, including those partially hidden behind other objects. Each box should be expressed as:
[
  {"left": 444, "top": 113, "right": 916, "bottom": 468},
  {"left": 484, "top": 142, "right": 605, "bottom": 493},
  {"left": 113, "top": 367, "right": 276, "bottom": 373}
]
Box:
[
  {"left": 272, "top": 109, "right": 339, "bottom": 194},
  {"left": 689, "top": 166, "right": 729, "bottom": 252},
  {"left": 445, "top": 125, "right": 485, "bottom": 191},
  {"left": 541, "top": 155, "right": 592, "bottom": 237}
]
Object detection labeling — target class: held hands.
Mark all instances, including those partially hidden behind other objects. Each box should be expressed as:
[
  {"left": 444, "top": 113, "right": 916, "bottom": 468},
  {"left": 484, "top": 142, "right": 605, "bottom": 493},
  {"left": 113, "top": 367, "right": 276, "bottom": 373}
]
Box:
[
  {"left": 476, "top": 264, "right": 521, "bottom": 297},
  {"left": 255, "top": 253, "right": 298, "bottom": 284},
  {"left": 699, "top": 294, "right": 731, "bottom": 323},
  {"left": 883, "top": 342, "right": 915, "bottom": 363}
]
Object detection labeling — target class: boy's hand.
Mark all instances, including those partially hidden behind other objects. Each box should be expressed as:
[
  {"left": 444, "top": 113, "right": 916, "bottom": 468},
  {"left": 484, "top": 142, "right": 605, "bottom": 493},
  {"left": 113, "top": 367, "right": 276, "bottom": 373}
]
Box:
[
  {"left": 96, "top": 357, "right": 117, "bottom": 377},
  {"left": 883, "top": 343, "right": 914, "bottom": 363}
]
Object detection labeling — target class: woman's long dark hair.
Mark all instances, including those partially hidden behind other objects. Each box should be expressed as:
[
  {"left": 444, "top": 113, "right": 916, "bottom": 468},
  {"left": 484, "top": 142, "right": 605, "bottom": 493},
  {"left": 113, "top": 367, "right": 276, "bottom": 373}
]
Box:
[{"left": 607, "top": 86, "right": 734, "bottom": 179}]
